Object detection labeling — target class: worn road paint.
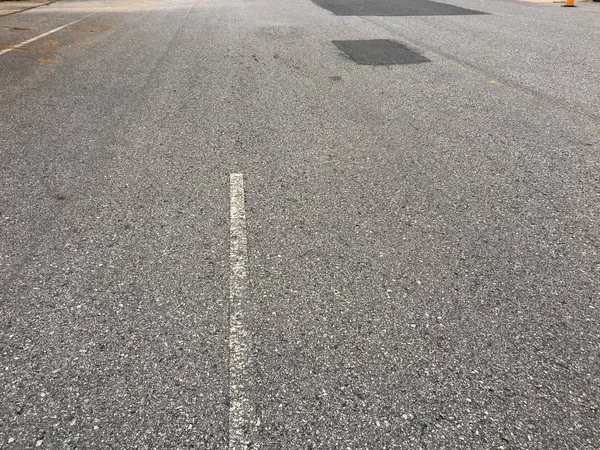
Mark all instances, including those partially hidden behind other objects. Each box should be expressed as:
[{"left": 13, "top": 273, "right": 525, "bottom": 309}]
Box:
[
  {"left": 229, "top": 173, "right": 255, "bottom": 450},
  {"left": 0, "top": 19, "right": 79, "bottom": 56}
]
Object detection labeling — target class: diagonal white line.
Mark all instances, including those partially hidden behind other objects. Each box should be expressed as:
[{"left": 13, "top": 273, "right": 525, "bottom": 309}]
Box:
[{"left": 0, "top": 19, "right": 80, "bottom": 57}]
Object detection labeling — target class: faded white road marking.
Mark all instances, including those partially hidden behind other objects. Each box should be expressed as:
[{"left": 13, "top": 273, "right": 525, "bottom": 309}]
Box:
[
  {"left": 229, "top": 173, "right": 255, "bottom": 449},
  {"left": 0, "top": 20, "right": 79, "bottom": 57}
]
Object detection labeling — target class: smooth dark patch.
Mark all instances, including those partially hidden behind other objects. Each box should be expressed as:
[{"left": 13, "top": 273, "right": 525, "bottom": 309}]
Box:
[
  {"left": 333, "top": 40, "right": 429, "bottom": 65},
  {"left": 313, "top": 0, "right": 485, "bottom": 16}
]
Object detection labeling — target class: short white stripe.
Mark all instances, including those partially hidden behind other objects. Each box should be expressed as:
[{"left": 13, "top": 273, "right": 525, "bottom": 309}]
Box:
[{"left": 229, "top": 173, "right": 255, "bottom": 450}]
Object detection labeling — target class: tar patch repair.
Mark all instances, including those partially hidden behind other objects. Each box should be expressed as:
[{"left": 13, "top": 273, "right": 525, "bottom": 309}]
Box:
[
  {"left": 333, "top": 40, "right": 429, "bottom": 66},
  {"left": 313, "top": 0, "right": 485, "bottom": 16}
]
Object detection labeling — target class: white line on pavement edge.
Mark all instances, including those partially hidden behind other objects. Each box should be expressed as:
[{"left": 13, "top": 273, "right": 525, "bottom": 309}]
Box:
[
  {"left": 229, "top": 173, "right": 255, "bottom": 450},
  {"left": 0, "top": 20, "right": 80, "bottom": 57}
]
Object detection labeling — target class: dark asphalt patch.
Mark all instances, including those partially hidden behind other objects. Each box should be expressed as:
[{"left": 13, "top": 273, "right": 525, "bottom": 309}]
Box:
[
  {"left": 333, "top": 39, "right": 430, "bottom": 65},
  {"left": 313, "top": 0, "right": 485, "bottom": 16}
]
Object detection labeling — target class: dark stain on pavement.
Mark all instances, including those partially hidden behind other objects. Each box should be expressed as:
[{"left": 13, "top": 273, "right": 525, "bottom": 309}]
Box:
[
  {"left": 312, "top": 0, "right": 486, "bottom": 16},
  {"left": 333, "top": 39, "right": 430, "bottom": 65},
  {"left": 1, "top": 26, "right": 32, "bottom": 31}
]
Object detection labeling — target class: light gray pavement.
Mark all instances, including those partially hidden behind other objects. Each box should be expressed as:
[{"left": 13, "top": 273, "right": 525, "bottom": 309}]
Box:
[
  {"left": 0, "top": 0, "right": 599, "bottom": 448},
  {"left": 0, "top": 1, "right": 53, "bottom": 18}
]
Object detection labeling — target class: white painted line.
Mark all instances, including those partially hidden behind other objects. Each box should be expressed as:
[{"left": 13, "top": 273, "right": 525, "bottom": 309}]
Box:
[
  {"left": 229, "top": 173, "right": 255, "bottom": 450},
  {"left": 0, "top": 19, "right": 79, "bottom": 57}
]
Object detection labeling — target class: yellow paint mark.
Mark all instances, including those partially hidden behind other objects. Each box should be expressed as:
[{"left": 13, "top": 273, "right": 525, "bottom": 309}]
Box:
[
  {"left": 44, "top": 38, "right": 61, "bottom": 47},
  {"left": 23, "top": 37, "right": 62, "bottom": 55},
  {"left": 38, "top": 59, "right": 57, "bottom": 65}
]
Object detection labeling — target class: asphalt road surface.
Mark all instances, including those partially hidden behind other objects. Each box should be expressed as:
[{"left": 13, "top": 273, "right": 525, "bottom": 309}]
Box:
[{"left": 1, "top": 0, "right": 599, "bottom": 448}]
